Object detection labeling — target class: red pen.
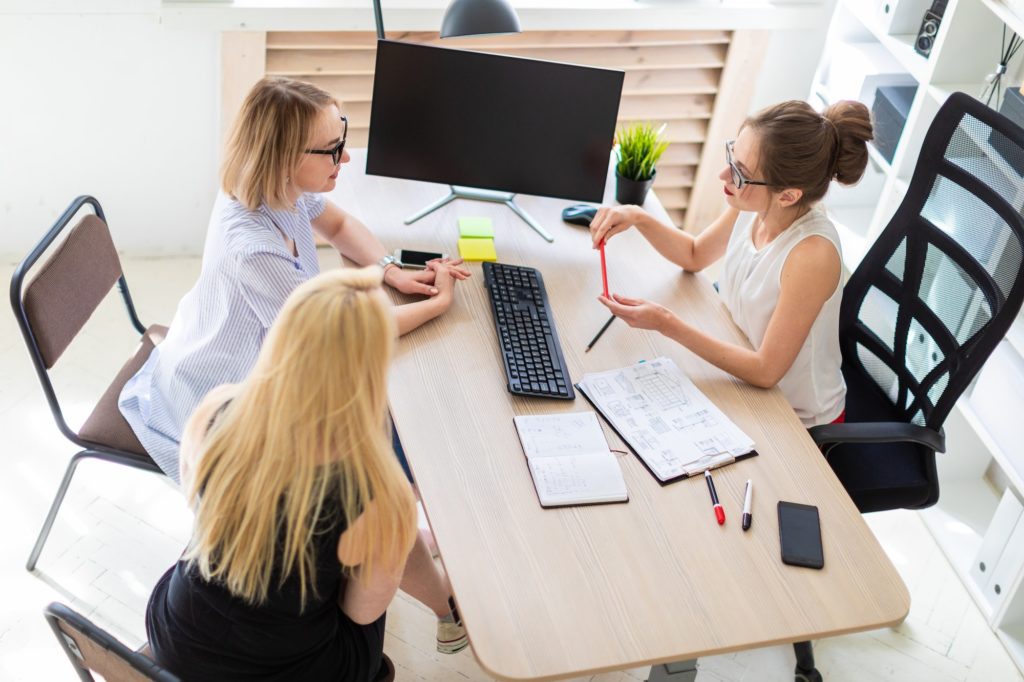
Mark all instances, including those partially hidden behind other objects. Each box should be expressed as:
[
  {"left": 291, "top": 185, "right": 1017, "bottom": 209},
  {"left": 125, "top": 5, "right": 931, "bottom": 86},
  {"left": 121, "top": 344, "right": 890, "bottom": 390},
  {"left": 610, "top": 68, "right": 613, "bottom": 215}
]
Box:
[
  {"left": 599, "top": 239, "right": 610, "bottom": 298},
  {"left": 705, "top": 469, "right": 725, "bottom": 525}
]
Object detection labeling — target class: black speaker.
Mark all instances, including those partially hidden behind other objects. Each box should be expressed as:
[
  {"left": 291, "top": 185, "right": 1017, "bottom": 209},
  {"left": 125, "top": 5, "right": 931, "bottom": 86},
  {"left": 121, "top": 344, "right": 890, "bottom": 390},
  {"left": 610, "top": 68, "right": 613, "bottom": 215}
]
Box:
[{"left": 914, "top": 0, "right": 948, "bottom": 58}]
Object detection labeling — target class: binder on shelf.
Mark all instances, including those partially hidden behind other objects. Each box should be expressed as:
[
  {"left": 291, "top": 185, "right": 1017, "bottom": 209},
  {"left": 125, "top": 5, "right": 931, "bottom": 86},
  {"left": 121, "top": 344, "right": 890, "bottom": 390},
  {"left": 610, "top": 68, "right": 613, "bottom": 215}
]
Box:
[
  {"left": 971, "top": 488, "right": 1024, "bottom": 599},
  {"left": 575, "top": 357, "right": 758, "bottom": 485},
  {"left": 988, "top": 518, "right": 1024, "bottom": 617}
]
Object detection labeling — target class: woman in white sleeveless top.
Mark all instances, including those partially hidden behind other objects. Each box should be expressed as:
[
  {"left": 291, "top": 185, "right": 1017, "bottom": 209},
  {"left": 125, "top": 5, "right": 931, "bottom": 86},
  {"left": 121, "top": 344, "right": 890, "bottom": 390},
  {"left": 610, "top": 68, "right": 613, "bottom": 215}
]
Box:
[{"left": 590, "top": 100, "right": 873, "bottom": 427}]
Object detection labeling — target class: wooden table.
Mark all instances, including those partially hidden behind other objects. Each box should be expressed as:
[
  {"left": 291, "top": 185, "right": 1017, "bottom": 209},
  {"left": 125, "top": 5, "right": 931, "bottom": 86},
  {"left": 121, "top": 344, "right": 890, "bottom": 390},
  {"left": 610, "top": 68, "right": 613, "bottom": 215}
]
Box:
[{"left": 328, "top": 149, "right": 909, "bottom": 681}]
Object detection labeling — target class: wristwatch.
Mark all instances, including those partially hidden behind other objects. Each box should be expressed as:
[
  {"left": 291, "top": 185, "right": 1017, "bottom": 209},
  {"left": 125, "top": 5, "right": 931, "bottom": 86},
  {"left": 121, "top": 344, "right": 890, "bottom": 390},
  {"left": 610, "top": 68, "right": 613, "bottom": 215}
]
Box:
[{"left": 377, "top": 254, "right": 400, "bottom": 270}]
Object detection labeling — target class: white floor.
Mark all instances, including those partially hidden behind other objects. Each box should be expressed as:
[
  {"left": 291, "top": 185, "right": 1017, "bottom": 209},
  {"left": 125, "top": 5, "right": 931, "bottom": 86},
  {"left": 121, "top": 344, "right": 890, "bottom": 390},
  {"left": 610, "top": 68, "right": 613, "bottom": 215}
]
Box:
[{"left": 1, "top": 255, "right": 1022, "bottom": 682}]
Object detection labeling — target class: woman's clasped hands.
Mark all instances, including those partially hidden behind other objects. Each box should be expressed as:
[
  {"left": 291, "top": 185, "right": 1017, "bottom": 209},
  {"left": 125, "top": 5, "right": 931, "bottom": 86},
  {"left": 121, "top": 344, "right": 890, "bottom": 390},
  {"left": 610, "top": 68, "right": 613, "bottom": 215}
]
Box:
[{"left": 382, "top": 257, "right": 471, "bottom": 298}]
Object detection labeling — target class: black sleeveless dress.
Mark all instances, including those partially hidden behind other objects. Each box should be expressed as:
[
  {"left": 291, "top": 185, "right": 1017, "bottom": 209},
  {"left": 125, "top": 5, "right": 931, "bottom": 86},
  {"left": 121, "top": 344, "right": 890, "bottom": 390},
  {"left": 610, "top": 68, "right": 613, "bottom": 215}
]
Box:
[{"left": 145, "top": 483, "right": 385, "bottom": 681}]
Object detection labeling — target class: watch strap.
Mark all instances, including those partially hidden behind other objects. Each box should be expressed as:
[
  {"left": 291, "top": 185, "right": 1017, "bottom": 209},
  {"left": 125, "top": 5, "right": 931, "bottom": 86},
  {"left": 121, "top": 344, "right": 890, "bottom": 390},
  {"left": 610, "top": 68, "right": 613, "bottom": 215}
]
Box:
[{"left": 378, "top": 254, "right": 399, "bottom": 270}]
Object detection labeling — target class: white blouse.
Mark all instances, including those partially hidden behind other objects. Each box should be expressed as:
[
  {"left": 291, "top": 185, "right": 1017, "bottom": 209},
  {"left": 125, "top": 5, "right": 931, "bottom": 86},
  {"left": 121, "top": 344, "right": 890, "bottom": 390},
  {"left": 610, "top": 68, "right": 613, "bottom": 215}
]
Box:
[{"left": 717, "top": 207, "right": 846, "bottom": 427}]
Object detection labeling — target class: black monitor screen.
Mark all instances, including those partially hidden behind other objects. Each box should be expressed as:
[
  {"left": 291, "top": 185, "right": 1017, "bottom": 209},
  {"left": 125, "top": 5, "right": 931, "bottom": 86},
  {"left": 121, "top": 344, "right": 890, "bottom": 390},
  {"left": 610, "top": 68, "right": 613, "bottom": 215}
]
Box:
[{"left": 366, "top": 40, "right": 624, "bottom": 202}]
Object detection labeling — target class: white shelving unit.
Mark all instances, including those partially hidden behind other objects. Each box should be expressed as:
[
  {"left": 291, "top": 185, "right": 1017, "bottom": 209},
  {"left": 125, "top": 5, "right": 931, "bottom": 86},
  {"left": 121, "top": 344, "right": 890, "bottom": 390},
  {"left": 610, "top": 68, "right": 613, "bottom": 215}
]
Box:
[{"left": 812, "top": 0, "right": 1024, "bottom": 673}]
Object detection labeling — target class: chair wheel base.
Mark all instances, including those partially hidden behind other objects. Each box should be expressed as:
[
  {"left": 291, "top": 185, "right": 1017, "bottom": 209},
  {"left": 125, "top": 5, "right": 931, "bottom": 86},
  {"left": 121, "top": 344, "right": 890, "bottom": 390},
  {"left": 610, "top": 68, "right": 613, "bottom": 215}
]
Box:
[{"left": 795, "top": 666, "right": 822, "bottom": 682}]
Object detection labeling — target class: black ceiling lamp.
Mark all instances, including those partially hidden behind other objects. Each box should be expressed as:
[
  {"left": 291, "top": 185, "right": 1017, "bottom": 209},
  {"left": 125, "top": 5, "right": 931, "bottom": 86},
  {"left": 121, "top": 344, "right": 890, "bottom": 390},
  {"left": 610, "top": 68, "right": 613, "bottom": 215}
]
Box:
[{"left": 370, "top": 0, "right": 521, "bottom": 40}]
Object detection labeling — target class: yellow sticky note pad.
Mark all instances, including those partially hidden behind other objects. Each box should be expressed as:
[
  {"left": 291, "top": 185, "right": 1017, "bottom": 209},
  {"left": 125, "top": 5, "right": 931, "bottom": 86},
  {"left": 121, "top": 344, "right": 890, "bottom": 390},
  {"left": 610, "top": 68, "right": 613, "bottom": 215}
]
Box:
[
  {"left": 458, "top": 238, "right": 497, "bottom": 262},
  {"left": 458, "top": 216, "right": 494, "bottom": 239}
]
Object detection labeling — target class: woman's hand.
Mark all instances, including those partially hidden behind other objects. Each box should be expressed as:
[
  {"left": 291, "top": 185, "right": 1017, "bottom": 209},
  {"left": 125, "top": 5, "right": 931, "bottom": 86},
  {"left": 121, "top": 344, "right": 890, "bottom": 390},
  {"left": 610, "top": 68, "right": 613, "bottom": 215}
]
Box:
[
  {"left": 589, "top": 205, "right": 645, "bottom": 248},
  {"left": 391, "top": 258, "right": 467, "bottom": 334},
  {"left": 427, "top": 260, "right": 459, "bottom": 312},
  {"left": 426, "top": 257, "right": 470, "bottom": 281},
  {"left": 383, "top": 258, "right": 470, "bottom": 296},
  {"left": 597, "top": 293, "right": 674, "bottom": 333}
]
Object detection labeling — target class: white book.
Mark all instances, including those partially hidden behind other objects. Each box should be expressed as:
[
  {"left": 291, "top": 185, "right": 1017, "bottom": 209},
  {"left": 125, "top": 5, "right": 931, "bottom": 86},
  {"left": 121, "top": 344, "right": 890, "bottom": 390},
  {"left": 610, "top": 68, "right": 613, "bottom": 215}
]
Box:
[{"left": 513, "top": 412, "right": 629, "bottom": 508}]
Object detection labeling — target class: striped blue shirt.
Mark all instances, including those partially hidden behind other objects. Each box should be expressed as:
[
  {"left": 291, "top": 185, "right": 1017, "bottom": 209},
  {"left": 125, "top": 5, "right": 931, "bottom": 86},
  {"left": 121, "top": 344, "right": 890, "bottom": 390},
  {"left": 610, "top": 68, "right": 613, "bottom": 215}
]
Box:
[{"left": 118, "top": 191, "right": 327, "bottom": 482}]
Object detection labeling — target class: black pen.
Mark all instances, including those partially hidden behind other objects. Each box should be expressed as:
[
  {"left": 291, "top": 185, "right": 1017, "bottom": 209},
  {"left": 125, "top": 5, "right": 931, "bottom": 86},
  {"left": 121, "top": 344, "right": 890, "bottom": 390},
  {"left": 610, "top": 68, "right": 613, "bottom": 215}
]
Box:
[
  {"left": 742, "top": 479, "right": 753, "bottom": 531},
  {"left": 705, "top": 469, "right": 725, "bottom": 525},
  {"left": 584, "top": 314, "right": 616, "bottom": 352}
]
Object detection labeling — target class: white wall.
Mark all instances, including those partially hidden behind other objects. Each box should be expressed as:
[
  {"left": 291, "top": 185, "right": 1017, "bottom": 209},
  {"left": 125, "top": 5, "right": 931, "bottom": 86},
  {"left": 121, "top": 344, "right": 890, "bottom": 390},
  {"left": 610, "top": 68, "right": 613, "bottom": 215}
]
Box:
[
  {"left": 753, "top": 27, "right": 830, "bottom": 113},
  {"left": 0, "top": 4, "right": 220, "bottom": 259},
  {"left": 0, "top": 2, "right": 826, "bottom": 258}
]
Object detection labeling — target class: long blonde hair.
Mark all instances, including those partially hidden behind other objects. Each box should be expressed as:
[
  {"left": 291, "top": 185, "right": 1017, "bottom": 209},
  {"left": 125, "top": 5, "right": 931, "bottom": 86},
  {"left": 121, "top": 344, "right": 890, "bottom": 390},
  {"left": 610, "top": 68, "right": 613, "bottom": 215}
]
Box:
[
  {"left": 222, "top": 76, "right": 337, "bottom": 210},
  {"left": 184, "top": 267, "right": 416, "bottom": 608}
]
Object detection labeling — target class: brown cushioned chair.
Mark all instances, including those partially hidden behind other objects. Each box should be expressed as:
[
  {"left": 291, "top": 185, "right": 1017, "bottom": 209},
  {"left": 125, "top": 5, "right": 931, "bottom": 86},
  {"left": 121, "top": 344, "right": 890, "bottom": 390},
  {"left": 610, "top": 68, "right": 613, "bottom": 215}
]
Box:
[
  {"left": 10, "top": 196, "right": 168, "bottom": 572},
  {"left": 44, "top": 602, "right": 180, "bottom": 682}
]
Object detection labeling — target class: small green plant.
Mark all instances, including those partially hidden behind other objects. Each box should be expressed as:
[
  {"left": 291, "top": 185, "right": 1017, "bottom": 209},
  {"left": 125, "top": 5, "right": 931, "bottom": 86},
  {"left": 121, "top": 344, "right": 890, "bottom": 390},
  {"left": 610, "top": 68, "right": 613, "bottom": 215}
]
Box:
[{"left": 615, "top": 122, "right": 669, "bottom": 182}]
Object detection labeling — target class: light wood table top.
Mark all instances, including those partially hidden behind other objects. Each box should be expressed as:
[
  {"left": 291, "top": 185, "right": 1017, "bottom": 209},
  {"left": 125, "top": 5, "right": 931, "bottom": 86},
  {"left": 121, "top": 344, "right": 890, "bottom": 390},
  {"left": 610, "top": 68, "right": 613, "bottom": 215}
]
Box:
[{"left": 328, "top": 149, "right": 909, "bottom": 681}]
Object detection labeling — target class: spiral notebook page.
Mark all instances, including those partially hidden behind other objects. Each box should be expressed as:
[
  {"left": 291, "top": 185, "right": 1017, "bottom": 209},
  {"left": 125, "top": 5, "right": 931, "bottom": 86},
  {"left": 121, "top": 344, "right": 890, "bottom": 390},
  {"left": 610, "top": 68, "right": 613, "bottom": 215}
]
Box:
[{"left": 513, "top": 412, "right": 628, "bottom": 507}]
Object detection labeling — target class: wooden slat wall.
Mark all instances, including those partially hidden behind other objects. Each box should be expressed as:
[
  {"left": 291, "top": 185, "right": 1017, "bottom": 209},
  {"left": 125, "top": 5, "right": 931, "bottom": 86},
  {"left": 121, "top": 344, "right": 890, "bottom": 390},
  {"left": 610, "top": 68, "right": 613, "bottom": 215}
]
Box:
[{"left": 224, "top": 29, "right": 768, "bottom": 229}]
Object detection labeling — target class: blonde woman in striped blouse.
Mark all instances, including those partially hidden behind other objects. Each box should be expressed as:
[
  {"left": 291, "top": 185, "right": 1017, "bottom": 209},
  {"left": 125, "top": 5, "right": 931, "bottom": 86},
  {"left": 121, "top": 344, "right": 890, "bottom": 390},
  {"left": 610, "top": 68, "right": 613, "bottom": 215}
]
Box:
[{"left": 121, "top": 76, "right": 468, "bottom": 654}]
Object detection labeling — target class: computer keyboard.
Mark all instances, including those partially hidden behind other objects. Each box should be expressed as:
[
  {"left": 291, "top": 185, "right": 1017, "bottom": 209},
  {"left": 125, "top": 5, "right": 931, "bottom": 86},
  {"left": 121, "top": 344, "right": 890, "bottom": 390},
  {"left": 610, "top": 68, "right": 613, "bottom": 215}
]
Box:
[{"left": 483, "top": 262, "right": 575, "bottom": 400}]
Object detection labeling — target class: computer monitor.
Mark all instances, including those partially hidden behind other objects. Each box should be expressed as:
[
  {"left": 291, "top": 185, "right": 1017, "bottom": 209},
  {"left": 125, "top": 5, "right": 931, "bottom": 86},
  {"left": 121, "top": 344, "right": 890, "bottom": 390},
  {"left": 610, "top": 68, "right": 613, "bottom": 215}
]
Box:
[{"left": 366, "top": 40, "right": 624, "bottom": 205}]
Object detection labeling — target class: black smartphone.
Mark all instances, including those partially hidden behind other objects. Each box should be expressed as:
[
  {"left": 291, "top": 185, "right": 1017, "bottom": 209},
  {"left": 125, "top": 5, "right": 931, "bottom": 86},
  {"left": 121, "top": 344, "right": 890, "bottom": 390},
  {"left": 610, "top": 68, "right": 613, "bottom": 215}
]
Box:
[
  {"left": 394, "top": 248, "right": 446, "bottom": 270},
  {"left": 778, "top": 501, "right": 824, "bottom": 569}
]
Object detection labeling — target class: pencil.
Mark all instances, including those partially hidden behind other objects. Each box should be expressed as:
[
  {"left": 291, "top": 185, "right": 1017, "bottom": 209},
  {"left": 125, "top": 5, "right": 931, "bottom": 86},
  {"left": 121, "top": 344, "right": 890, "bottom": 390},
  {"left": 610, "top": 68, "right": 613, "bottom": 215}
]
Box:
[
  {"left": 585, "top": 314, "right": 616, "bottom": 352},
  {"left": 599, "top": 239, "right": 610, "bottom": 298}
]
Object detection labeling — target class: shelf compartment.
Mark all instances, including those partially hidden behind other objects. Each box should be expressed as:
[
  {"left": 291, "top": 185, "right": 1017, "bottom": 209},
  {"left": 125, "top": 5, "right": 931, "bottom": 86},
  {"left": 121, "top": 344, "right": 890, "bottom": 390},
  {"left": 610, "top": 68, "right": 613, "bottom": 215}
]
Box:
[
  {"left": 919, "top": 477, "right": 1000, "bottom": 611},
  {"left": 825, "top": 158, "right": 888, "bottom": 270},
  {"left": 838, "top": 0, "right": 932, "bottom": 84},
  {"left": 964, "top": 341, "right": 1024, "bottom": 496},
  {"left": 828, "top": 206, "right": 873, "bottom": 272},
  {"left": 998, "top": 621, "right": 1024, "bottom": 676}
]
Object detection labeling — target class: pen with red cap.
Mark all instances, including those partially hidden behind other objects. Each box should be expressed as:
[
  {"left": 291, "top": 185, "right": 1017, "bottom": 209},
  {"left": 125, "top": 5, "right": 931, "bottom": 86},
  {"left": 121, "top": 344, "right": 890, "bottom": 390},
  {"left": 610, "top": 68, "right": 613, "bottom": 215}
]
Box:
[{"left": 705, "top": 469, "right": 725, "bottom": 525}]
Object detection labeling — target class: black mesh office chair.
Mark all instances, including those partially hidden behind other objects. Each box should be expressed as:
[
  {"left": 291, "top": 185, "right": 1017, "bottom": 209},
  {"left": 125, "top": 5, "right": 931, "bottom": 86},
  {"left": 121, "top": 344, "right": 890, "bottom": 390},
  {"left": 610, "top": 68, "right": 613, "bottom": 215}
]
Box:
[
  {"left": 10, "top": 196, "right": 168, "bottom": 572},
  {"left": 813, "top": 91, "right": 1024, "bottom": 512},
  {"left": 793, "top": 92, "right": 1024, "bottom": 681}
]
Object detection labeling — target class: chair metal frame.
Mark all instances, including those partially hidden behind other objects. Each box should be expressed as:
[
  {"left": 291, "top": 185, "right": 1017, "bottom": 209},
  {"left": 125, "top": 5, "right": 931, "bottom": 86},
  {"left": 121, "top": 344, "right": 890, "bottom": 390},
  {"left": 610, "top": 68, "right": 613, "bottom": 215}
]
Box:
[
  {"left": 44, "top": 601, "right": 180, "bottom": 682},
  {"left": 10, "top": 196, "right": 164, "bottom": 572}
]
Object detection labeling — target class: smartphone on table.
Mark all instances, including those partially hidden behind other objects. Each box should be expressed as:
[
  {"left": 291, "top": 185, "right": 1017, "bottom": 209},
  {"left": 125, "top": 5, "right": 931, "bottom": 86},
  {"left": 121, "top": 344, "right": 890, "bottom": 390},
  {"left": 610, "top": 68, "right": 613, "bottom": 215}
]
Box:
[
  {"left": 394, "top": 249, "right": 447, "bottom": 270},
  {"left": 778, "top": 501, "right": 824, "bottom": 569}
]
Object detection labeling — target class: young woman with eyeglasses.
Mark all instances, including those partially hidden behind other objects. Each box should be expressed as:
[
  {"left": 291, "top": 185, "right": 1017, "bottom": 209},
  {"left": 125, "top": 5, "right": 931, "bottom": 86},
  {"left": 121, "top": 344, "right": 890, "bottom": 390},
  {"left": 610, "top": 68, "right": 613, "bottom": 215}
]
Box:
[
  {"left": 589, "top": 100, "right": 873, "bottom": 427},
  {"left": 146, "top": 268, "right": 419, "bottom": 681},
  {"left": 120, "top": 77, "right": 469, "bottom": 654}
]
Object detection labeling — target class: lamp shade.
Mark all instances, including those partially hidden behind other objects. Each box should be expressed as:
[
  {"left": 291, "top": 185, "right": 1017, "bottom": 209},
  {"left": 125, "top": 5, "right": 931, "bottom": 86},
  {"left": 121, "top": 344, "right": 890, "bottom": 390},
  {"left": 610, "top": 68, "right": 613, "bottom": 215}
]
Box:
[{"left": 439, "top": 0, "right": 522, "bottom": 38}]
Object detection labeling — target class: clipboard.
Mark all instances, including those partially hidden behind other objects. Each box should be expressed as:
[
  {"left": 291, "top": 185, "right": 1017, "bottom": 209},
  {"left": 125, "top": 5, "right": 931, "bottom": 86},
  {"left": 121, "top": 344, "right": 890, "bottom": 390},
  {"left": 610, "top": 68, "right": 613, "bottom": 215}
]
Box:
[
  {"left": 575, "top": 384, "right": 758, "bottom": 485},
  {"left": 574, "top": 357, "right": 758, "bottom": 485}
]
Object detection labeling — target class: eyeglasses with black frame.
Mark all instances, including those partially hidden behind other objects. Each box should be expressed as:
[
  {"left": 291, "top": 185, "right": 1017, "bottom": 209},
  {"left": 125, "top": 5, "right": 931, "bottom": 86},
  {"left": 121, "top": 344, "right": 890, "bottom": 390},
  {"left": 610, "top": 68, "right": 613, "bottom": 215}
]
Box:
[
  {"left": 725, "top": 139, "right": 769, "bottom": 191},
  {"left": 305, "top": 115, "right": 348, "bottom": 165}
]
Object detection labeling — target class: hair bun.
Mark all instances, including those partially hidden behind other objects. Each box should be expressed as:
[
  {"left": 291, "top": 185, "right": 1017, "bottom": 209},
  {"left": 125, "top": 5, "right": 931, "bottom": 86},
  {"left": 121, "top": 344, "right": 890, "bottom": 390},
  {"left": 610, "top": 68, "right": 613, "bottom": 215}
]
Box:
[{"left": 823, "top": 100, "right": 874, "bottom": 186}]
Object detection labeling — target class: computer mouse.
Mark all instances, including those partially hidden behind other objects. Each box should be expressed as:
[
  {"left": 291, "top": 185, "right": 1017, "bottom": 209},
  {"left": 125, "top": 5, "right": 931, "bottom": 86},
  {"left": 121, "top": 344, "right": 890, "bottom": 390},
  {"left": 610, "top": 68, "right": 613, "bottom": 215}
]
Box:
[{"left": 562, "top": 204, "right": 599, "bottom": 227}]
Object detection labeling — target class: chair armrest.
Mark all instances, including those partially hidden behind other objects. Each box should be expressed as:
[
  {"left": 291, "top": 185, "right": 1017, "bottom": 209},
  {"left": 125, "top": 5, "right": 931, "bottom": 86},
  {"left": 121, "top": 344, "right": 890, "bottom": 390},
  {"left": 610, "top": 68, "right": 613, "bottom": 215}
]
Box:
[{"left": 807, "top": 421, "right": 945, "bottom": 453}]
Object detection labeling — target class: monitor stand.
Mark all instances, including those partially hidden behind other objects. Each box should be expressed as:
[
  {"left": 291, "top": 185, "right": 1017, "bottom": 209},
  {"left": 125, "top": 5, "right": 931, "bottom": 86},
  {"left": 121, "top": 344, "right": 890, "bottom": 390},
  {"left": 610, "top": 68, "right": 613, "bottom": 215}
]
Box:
[{"left": 404, "top": 185, "right": 554, "bottom": 243}]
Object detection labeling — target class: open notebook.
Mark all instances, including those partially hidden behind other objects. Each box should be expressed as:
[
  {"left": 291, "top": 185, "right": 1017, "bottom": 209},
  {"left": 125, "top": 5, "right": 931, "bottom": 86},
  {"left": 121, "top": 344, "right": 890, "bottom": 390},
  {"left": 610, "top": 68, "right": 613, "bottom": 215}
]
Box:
[
  {"left": 513, "top": 412, "right": 629, "bottom": 507},
  {"left": 575, "top": 357, "right": 757, "bottom": 484}
]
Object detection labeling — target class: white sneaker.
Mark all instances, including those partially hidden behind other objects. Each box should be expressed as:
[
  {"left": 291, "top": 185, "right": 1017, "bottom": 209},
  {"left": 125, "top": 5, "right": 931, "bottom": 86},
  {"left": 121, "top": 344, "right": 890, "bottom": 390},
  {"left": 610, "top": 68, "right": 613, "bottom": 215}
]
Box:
[
  {"left": 436, "top": 618, "right": 469, "bottom": 654},
  {"left": 437, "top": 596, "right": 468, "bottom": 654}
]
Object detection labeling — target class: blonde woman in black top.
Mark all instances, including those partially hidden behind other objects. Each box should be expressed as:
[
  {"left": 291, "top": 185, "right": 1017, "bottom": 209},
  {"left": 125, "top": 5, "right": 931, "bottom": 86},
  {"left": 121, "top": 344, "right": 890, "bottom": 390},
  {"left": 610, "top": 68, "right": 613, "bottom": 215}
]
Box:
[{"left": 146, "top": 268, "right": 436, "bottom": 681}]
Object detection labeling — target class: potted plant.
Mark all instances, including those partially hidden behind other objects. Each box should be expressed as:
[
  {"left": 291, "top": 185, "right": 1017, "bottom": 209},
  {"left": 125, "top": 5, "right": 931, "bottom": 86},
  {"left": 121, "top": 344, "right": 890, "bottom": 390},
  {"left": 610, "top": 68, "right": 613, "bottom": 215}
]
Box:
[{"left": 614, "top": 122, "right": 668, "bottom": 206}]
